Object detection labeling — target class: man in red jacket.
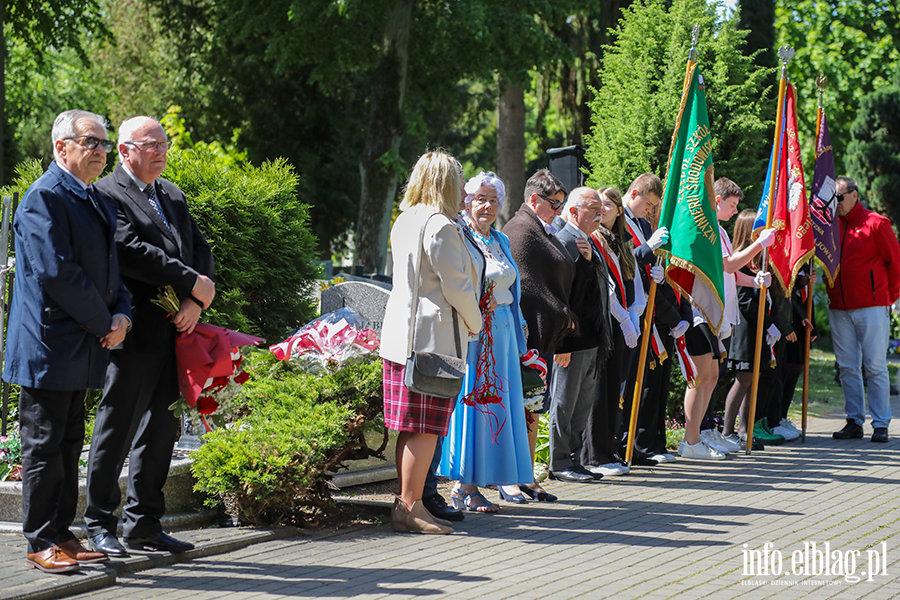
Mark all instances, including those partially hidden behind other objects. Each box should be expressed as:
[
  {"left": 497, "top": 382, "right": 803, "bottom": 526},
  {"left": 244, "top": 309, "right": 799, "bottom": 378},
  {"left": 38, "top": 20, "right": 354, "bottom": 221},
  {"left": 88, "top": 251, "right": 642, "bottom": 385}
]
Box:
[{"left": 827, "top": 177, "right": 900, "bottom": 443}]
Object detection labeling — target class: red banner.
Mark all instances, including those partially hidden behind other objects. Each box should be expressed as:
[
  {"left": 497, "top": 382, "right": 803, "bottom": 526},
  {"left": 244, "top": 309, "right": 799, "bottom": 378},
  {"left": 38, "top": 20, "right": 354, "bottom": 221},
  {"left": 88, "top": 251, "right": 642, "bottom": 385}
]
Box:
[{"left": 769, "top": 84, "right": 815, "bottom": 296}]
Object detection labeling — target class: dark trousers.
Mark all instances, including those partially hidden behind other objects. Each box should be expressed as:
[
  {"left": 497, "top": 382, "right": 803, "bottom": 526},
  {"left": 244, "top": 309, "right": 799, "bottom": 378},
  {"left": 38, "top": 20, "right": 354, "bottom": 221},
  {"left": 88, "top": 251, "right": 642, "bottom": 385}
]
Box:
[
  {"left": 582, "top": 328, "right": 625, "bottom": 466},
  {"left": 85, "top": 350, "right": 179, "bottom": 538},
  {"left": 635, "top": 333, "right": 676, "bottom": 458},
  {"left": 615, "top": 335, "right": 641, "bottom": 456},
  {"left": 423, "top": 436, "right": 443, "bottom": 497},
  {"left": 19, "top": 387, "right": 85, "bottom": 554}
]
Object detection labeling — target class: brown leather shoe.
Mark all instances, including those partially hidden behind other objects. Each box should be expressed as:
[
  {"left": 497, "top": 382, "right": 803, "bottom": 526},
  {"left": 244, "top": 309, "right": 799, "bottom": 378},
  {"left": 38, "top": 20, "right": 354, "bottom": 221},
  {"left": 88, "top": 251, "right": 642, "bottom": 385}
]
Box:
[
  {"left": 26, "top": 546, "right": 80, "bottom": 573},
  {"left": 59, "top": 539, "right": 108, "bottom": 564}
]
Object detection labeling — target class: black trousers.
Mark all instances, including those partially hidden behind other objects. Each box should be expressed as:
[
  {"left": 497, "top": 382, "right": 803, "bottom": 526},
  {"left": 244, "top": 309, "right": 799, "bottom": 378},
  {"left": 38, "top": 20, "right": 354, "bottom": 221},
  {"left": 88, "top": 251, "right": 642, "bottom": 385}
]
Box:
[
  {"left": 85, "top": 349, "right": 179, "bottom": 538},
  {"left": 19, "top": 387, "right": 85, "bottom": 554},
  {"left": 635, "top": 332, "right": 676, "bottom": 458},
  {"left": 582, "top": 328, "right": 625, "bottom": 466}
]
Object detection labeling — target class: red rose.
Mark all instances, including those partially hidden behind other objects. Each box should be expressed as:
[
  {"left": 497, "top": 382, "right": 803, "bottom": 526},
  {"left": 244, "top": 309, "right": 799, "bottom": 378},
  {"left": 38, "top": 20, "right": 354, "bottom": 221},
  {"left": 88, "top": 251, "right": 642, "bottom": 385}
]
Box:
[{"left": 197, "top": 396, "right": 219, "bottom": 415}]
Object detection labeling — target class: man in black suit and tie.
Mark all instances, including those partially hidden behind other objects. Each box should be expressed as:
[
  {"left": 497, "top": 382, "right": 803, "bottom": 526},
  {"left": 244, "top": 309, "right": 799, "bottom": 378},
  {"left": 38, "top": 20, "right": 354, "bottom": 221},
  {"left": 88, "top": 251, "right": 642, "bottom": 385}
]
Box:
[
  {"left": 85, "top": 116, "right": 216, "bottom": 556},
  {"left": 547, "top": 187, "right": 611, "bottom": 483}
]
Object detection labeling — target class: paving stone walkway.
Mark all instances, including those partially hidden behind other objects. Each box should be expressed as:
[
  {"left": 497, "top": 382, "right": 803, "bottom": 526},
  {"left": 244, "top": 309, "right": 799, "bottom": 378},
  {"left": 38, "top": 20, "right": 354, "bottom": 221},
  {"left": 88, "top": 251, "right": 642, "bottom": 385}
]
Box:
[{"left": 53, "top": 398, "right": 900, "bottom": 600}]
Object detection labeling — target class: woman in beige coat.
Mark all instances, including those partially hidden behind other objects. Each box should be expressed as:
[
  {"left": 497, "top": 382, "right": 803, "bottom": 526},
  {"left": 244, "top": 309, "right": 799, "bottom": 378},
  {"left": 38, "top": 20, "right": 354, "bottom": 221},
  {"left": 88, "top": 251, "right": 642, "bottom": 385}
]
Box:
[{"left": 380, "top": 151, "right": 482, "bottom": 534}]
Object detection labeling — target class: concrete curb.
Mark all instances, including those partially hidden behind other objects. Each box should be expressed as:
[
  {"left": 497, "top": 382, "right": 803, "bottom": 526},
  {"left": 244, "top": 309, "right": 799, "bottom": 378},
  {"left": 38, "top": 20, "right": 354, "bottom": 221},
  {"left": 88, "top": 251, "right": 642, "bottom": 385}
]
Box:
[{"left": 0, "top": 526, "right": 301, "bottom": 600}]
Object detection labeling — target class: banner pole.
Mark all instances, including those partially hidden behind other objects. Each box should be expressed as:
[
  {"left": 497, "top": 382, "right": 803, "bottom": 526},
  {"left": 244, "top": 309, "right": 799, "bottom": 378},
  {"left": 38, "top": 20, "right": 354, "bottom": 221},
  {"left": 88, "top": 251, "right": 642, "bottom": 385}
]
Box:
[
  {"left": 800, "top": 76, "right": 827, "bottom": 443},
  {"left": 625, "top": 25, "right": 700, "bottom": 467},
  {"left": 746, "top": 46, "right": 794, "bottom": 455}
]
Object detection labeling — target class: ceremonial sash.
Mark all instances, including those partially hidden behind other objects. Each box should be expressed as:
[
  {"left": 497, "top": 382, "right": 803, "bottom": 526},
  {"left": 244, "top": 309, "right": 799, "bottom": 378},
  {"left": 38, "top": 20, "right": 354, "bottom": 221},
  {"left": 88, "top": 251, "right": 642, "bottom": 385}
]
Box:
[
  {"left": 674, "top": 335, "right": 698, "bottom": 388},
  {"left": 591, "top": 232, "right": 627, "bottom": 308},
  {"left": 623, "top": 216, "right": 668, "bottom": 366}
]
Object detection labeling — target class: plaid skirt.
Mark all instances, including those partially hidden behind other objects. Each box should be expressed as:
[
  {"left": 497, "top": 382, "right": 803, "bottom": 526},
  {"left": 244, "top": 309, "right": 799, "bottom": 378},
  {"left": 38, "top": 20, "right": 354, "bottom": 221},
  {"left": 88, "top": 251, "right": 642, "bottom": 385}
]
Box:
[{"left": 383, "top": 359, "right": 455, "bottom": 436}]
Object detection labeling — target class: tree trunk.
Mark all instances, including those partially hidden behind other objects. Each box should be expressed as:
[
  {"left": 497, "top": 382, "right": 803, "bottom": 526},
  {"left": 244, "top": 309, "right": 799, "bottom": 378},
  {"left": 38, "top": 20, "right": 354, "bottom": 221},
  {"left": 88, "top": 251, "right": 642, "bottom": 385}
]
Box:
[
  {"left": 496, "top": 77, "right": 525, "bottom": 228},
  {"left": 354, "top": 0, "right": 413, "bottom": 273}
]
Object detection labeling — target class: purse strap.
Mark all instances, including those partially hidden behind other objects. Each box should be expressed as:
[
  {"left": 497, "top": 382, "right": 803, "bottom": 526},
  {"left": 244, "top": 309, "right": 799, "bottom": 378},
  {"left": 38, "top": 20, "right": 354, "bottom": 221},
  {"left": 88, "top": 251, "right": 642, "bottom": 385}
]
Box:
[{"left": 406, "top": 213, "right": 463, "bottom": 360}]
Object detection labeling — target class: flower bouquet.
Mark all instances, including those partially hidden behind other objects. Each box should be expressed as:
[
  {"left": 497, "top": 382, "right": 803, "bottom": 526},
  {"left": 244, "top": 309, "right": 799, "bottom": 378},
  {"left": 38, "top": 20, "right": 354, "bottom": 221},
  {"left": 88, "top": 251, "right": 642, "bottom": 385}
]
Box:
[
  {"left": 152, "top": 286, "right": 265, "bottom": 432},
  {"left": 269, "top": 307, "right": 379, "bottom": 373}
]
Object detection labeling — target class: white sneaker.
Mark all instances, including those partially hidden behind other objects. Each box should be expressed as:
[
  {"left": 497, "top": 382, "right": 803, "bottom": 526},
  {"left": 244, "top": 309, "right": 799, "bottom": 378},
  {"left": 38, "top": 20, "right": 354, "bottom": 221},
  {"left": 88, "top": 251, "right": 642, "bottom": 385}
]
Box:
[
  {"left": 651, "top": 453, "right": 677, "bottom": 463},
  {"left": 724, "top": 433, "right": 743, "bottom": 449},
  {"left": 680, "top": 440, "right": 725, "bottom": 460},
  {"left": 772, "top": 424, "right": 800, "bottom": 441},
  {"left": 713, "top": 429, "right": 741, "bottom": 452},
  {"left": 781, "top": 418, "right": 802, "bottom": 434},
  {"left": 700, "top": 429, "right": 730, "bottom": 455},
  {"left": 589, "top": 463, "right": 627, "bottom": 477}
]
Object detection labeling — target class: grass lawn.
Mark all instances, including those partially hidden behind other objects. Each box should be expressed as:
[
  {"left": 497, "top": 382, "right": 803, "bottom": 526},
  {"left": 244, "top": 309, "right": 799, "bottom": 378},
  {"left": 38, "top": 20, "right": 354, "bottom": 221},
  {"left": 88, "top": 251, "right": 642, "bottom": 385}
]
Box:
[{"left": 786, "top": 343, "right": 900, "bottom": 422}]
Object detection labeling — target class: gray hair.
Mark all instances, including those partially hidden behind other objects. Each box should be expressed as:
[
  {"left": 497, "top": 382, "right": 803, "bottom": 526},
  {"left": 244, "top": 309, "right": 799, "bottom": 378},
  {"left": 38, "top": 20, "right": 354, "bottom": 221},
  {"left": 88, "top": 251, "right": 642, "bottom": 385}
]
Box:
[
  {"left": 464, "top": 171, "right": 507, "bottom": 210},
  {"left": 561, "top": 187, "right": 599, "bottom": 222},
  {"left": 836, "top": 176, "right": 858, "bottom": 194},
  {"left": 51, "top": 110, "right": 108, "bottom": 159},
  {"left": 117, "top": 116, "right": 164, "bottom": 163}
]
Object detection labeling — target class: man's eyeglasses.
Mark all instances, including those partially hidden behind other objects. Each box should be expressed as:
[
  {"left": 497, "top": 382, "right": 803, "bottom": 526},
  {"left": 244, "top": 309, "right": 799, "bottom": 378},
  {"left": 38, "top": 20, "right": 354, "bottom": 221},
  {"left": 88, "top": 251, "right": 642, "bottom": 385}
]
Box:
[
  {"left": 63, "top": 135, "right": 114, "bottom": 153},
  {"left": 539, "top": 194, "right": 565, "bottom": 210},
  {"left": 124, "top": 140, "right": 171, "bottom": 152}
]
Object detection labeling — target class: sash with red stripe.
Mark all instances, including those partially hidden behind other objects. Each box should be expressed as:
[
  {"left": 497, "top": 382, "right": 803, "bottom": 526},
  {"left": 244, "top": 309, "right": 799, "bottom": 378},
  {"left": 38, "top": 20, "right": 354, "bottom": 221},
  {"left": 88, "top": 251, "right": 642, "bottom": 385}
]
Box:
[{"left": 591, "top": 232, "right": 627, "bottom": 308}]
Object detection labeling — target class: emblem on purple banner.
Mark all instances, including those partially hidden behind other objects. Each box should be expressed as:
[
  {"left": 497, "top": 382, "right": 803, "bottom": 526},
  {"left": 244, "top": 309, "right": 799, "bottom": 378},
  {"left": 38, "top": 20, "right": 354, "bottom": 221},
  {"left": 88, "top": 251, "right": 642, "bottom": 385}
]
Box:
[{"left": 808, "top": 111, "right": 840, "bottom": 286}]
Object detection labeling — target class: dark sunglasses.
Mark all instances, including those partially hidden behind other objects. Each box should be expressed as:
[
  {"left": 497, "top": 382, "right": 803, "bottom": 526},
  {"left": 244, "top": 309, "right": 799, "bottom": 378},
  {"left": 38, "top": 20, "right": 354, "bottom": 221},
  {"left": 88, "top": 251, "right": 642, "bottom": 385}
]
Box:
[
  {"left": 835, "top": 190, "right": 857, "bottom": 203},
  {"left": 539, "top": 193, "right": 565, "bottom": 210},
  {"left": 63, "top": 135, "right": 114, "bottom": 153}
]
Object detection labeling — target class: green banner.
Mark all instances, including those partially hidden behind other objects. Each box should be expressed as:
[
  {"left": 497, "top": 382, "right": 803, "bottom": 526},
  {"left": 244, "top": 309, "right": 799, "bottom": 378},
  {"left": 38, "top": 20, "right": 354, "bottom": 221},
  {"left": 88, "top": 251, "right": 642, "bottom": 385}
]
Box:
[{"left": 657, "top": 63, "right": 725, "bottom": 334}]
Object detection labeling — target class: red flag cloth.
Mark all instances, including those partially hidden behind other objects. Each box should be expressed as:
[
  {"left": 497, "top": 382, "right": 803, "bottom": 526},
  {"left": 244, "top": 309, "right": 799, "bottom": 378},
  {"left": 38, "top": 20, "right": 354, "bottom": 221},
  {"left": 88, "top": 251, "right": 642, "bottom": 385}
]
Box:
[
  {"left": 769, "top": 84, "right": 815, "bottom": 296},
  {"left": 176, "top": 323, "right": 265, "bottom": 408}
]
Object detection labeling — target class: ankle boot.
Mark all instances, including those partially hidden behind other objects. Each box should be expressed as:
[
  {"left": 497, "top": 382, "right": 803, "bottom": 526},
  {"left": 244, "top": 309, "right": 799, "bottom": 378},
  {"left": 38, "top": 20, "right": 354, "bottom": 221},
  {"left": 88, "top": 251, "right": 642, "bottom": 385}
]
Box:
[
  {"left": 406, "top": 500, "right": 453, "bottom": 534},
  {"left": 391, "top": 497, "right": 410, "bottom": 532}
]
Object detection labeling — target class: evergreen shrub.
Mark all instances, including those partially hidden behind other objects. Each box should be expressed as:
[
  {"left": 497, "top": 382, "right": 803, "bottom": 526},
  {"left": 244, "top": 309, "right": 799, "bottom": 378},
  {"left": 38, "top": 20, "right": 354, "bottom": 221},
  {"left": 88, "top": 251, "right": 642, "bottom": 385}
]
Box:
[
  {"left": 190, "top": 352, "right": 386, "bottom": 525},
  {"left": 162, "top": 148, "right": 320, "bottom": 342}
]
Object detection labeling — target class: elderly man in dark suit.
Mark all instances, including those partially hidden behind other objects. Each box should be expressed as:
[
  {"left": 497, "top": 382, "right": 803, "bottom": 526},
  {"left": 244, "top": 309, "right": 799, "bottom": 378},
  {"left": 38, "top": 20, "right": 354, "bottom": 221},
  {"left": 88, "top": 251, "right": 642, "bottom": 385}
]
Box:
[
  {"left": 548, "top": 187, "right": 611, "bottom": 483},
  {"left": 3, "top": 109, "right": 132, "bottom": 573},
  {"left": 85, "top": 116, "right": 215, "bottom": 556}
]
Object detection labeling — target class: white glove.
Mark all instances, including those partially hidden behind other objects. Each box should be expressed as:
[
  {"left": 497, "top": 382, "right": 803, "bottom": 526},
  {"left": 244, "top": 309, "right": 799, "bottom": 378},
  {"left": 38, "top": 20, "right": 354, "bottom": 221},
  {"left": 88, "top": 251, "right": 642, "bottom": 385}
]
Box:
[
  {"left": 621, "top": 316, "right": 640, "bottom": 348},
  {"left": 754, "top": 271, "right": 772, "bottom": 289},
  {"left": 647, "top": 227, "right": 669, "bottom": 251},
  {"left": 630, "top": 311, "right": 642, "bottom": 333},
  {"left": 757, "top": 228, "right": 776, "bottom": 248},
  {"left": 670, "top": 320, "right": 689, "bottom": 339},
  {"left": 766, "top": 324, "right": 781, "bottom": 346},
  {"left": 650, "top": 265, "right": 665, "bottom": 284}
]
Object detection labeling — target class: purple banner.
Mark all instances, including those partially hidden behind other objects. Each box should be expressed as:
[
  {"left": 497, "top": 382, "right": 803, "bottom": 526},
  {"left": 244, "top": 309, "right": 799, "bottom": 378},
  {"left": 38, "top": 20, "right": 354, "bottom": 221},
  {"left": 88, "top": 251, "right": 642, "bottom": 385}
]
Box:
[{"left": 808, "top": 112, "right": 840, "bottom": 286}]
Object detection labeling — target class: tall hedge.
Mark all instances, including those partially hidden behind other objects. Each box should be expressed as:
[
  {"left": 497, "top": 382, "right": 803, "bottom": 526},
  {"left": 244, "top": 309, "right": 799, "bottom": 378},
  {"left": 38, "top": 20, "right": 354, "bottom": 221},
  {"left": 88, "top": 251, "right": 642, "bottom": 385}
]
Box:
[
  {"left": 162, "top": 148, "right": 320, "bottom": 341},
  {"left": 2, "top": 151, "right": 320, "bottom": 343},
  {"left": 584, "top": 0, "right": 771, "bottom": 203}
]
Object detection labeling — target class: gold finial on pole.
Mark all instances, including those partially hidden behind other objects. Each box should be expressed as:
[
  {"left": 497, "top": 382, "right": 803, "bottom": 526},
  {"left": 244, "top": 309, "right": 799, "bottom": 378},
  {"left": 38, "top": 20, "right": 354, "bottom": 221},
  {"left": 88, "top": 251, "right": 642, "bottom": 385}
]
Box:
[{"left": 689, "top": 24, "right": 700, "bottom": 62}]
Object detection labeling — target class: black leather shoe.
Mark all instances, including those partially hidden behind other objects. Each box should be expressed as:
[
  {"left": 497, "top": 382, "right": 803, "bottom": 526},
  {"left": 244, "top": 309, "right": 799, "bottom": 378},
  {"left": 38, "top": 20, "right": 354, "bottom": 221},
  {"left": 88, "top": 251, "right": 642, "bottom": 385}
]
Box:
[
  {"left": 572, "top": 463, "right": 603, "bottom": 480},
  {"left": 872, "top": 427, "right": 889, "bottom": 443},
  {"left": 88, "top": 532, "right": 129, "bottom": 558},
  {"left": 833, "top": 418, "right": 864, "bottom": 440},
  {"left": 422, "top": 493, "right": 464, "bottom": 522},
  {"left": 124, "top": 532, "right": 194, "bottom": 553},
  {"left": 549, "top": 468, "right": 595, "bottom": 483}
]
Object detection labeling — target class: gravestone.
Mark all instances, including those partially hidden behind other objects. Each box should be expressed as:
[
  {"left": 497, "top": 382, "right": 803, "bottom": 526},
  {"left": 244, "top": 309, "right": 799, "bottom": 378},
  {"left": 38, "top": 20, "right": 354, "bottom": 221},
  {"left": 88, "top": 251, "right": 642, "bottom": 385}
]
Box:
[{"left": 320, "top": 281, "right": 391, "bottom": 336}]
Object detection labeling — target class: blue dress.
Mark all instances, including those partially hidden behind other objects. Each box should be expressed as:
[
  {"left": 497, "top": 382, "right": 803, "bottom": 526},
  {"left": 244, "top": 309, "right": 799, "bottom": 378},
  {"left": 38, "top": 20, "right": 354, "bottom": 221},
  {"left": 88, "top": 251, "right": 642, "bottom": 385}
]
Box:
[{"left": 438, "top": 224, "right": 534, "bottom": 486}]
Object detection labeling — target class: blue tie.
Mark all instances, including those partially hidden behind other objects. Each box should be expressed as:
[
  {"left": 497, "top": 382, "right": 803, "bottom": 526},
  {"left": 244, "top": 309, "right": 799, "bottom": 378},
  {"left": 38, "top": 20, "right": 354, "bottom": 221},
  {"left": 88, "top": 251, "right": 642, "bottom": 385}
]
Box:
[{"left": 145, "top": 183, "right": 171, "bottom": 231}]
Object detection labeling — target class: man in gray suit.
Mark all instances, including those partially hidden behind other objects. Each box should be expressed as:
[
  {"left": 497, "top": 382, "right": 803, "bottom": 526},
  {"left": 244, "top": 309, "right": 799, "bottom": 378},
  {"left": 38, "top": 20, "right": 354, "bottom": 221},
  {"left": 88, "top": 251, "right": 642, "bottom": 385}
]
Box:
[{"left": 548, "top": 187, "right": 610, "bottom": 483}]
